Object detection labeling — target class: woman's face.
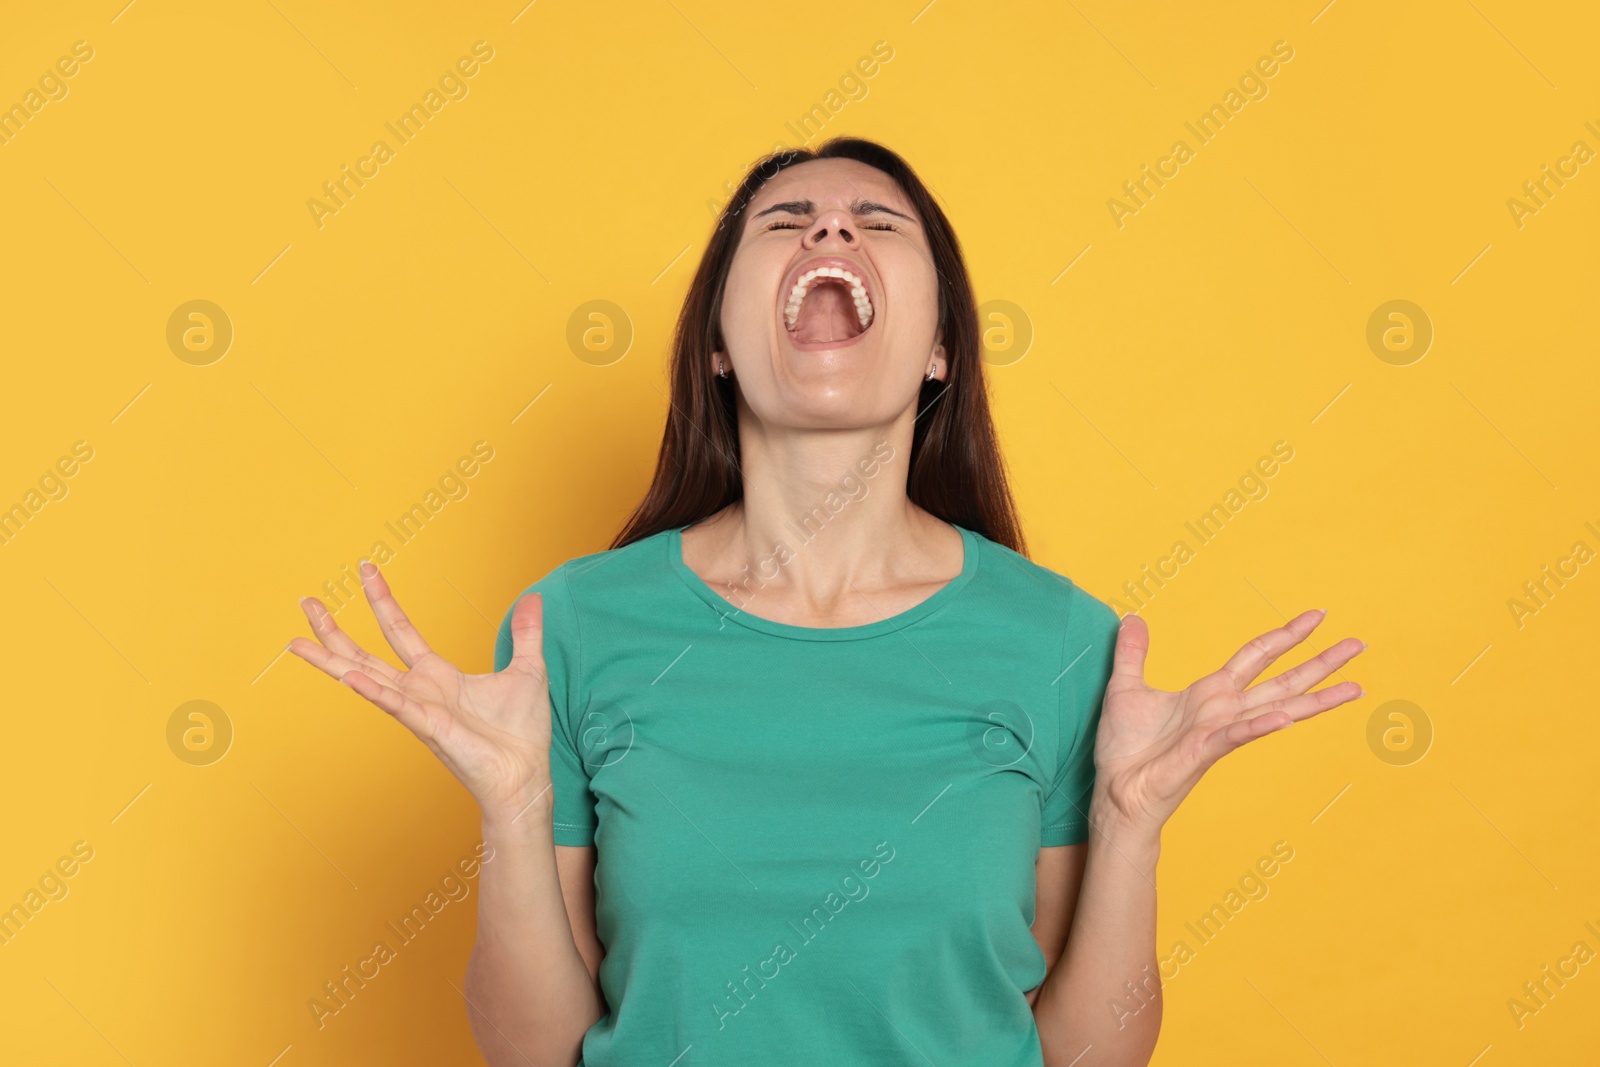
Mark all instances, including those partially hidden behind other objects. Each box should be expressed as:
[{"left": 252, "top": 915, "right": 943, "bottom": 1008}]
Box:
[{"left": 715, "top": 157, "right": 943, "bottom": 430}]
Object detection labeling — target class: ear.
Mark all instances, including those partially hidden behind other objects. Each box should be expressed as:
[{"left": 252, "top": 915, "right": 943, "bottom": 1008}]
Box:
[{"left": 711, "top": 347, "right": 732, "bottom": 379}]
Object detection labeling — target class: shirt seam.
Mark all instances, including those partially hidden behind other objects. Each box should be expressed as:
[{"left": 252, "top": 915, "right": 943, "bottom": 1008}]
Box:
[
  {"left": 554, "top": 561, "right": 591, "bottom": 781},
  {"left": 552, "top": 563, "right": 598, "bottom": 836},
  {"left": 1042, "top": 585, "right": 1084, "bottom": 817},
  {"left": 558, "top": 561, "right": 585, "bottom": 711}
]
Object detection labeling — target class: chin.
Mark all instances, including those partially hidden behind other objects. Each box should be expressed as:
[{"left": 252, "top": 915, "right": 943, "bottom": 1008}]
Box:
[
  {"left": 773, "top": 324, "right": 890, "bottom": 395},
  {"left": 762, "top": 340, "right": 911, "bottom": 426}
]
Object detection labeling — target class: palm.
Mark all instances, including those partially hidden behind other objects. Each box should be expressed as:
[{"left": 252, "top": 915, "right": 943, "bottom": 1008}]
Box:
[
  {"left": 1093, "top": 609, "right": 1365, "bottom": 829},
  {"left": 288, "top": 563, "right": 553, "bottom": 818},
  {"left": 386, "top": 657, "right": 548, "bottom": 804}
]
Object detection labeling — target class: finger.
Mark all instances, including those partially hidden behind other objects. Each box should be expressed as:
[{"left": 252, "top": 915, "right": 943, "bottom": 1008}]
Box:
[
  {"left": 1219, "top": 609, "right": 1326, "bottom": 689},
  {"left": 288, "top": 634, "right": 369, "bottom": 684},
  {"left": 358, "top": 560, "right": 434, "bottom": 668},
  {"left": 1202, "top": 681, "right": 1364, "bottom": 764},
  {"left": 1110, "top": 612, "right": 1149, "bottom": 683},
  {"left": 1240, "top": 636, "right": 1365, "bottom": 711},
  {"left": 292, "top": 640, "right": 410, "bottom": 709},
  {"left": 504, "top": 592, "right": 550, "bottom": 686},
  {"left": 341, "top": 668, "right": 440, "bottom": 742},
  {"left": 299, "top": 596, "right": 402, "bottom": 683}
]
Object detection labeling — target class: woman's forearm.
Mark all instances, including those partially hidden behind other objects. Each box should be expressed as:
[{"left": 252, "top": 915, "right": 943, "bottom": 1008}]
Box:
[
  {"left": 1033, "top": 788, "right": 1163, "bottom": 1067},
  {"left": 463, "top": 775, "right": 604, "bottom": 1067}
]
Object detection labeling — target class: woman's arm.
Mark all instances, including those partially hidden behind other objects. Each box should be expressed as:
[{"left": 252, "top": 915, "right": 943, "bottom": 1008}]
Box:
[
  {"left": 1027, "top": 844, "right": 1085, "bottom": 1012},
  {"left": 1032, "top": 804, "right": 1161, "bottom": 1064},
  {"left": 288, "top": 568, "right": 606, "bottom": 1067},
  {"left": 464, "top": 799, "right": 605, "bottom": 1066},
  {"left": 1032, "top": 609, "right": 1364, "bottom": 1066}
]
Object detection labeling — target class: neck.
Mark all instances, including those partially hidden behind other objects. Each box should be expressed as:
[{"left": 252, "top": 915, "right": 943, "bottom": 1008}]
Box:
[{"left": 689, "top": 424, "right": 953, "bottom": 607}]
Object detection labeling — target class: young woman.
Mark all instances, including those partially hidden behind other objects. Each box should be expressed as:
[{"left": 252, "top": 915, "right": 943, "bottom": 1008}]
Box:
[{"left": 289, "top": 137, "right": 1364, "bottom": 1066}]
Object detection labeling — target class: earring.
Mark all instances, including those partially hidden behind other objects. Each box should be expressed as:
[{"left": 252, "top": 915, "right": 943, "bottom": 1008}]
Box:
[
  {"left": 925, "top": 363, "right": 936, "bottom": 382},
  {"left": 718, "top": 357, "right": 729, "bottom": 379}
]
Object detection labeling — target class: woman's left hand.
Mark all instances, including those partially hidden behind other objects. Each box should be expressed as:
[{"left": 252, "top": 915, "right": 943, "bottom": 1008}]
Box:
[{"left": 1092, "top": 609, "right": 1365, "bottom": 834}]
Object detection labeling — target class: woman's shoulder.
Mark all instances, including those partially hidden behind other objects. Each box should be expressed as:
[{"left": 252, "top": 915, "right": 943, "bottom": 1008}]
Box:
[
  {"left": 493, "top": 529, "right": 676, "bottom": 670},
  {"left": 513, "top": 526, "right": 678, "bottom": 609},
  {"left": 967, "top": 525, "right": 1121, "bottom": 636}
]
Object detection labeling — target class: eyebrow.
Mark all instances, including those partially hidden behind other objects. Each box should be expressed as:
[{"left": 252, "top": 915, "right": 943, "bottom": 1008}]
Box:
[{"left": 750, "top": 198, "right": 917, "bottom": 223}]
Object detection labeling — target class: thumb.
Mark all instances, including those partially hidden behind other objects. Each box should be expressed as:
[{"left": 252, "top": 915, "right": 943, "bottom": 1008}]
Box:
[
  {"left": 506, "top": 592, "right": 549, "bottom": 685},
  {"left": 1111, "top": 612, "right": 1150, "bottom": 684}
]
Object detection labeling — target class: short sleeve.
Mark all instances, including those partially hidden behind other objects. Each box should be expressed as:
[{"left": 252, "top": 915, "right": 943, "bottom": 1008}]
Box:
[
  {"left": 1040, "top": 588, "right": 1121, "bottom": 846},
  {"left": 493, "top": 563, "right": 597, "bottom": 846}
]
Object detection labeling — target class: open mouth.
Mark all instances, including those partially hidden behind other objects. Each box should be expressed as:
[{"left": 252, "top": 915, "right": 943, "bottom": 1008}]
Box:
[{"left": 783, "top": 266, "right": 875, "bottom": 349}]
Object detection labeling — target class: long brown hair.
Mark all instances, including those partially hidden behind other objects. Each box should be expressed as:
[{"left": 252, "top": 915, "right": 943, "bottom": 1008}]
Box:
[{"left": 608, "top": 136, "right": 1027, "bottom": 557}]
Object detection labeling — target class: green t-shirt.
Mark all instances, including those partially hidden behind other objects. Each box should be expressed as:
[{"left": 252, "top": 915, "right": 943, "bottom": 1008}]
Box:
[{"left": 493, "top": 521, "right": 1120, "bottom": 1066}]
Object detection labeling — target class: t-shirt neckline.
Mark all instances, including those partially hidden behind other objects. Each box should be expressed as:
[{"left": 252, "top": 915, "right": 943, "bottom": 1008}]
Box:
[{"left": 666, "top": 521, "right": 979, "bottom": 642}]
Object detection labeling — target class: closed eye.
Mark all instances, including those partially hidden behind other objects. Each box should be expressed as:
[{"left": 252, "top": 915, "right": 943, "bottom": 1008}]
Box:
[{"left": 764, "top": 221, "right": 900, "bottom": 232}]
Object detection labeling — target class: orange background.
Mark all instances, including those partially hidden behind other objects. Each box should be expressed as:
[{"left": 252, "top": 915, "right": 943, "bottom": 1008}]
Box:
[{"left": 1, "top": 1, "right": 1596, "bottom": 1064}]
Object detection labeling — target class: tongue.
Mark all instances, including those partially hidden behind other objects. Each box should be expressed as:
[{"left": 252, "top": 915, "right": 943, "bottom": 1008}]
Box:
[{"left": 792, "top": 281, "right": 862, "bottom": 344}]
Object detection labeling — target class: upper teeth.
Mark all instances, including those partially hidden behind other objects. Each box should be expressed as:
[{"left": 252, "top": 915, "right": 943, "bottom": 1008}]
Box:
[{"left": 783, "top": 266, "right": 874, "bottom": 333}]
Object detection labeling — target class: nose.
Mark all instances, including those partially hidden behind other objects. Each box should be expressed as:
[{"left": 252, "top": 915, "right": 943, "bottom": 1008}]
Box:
[{"left": 804, "top": 207, "right": 859, "bottom": 249}]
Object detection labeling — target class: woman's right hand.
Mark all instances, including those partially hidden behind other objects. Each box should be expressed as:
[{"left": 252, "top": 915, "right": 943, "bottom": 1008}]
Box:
[{"left": 288, "top": 560, "right": 554, "bottom": 825}]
